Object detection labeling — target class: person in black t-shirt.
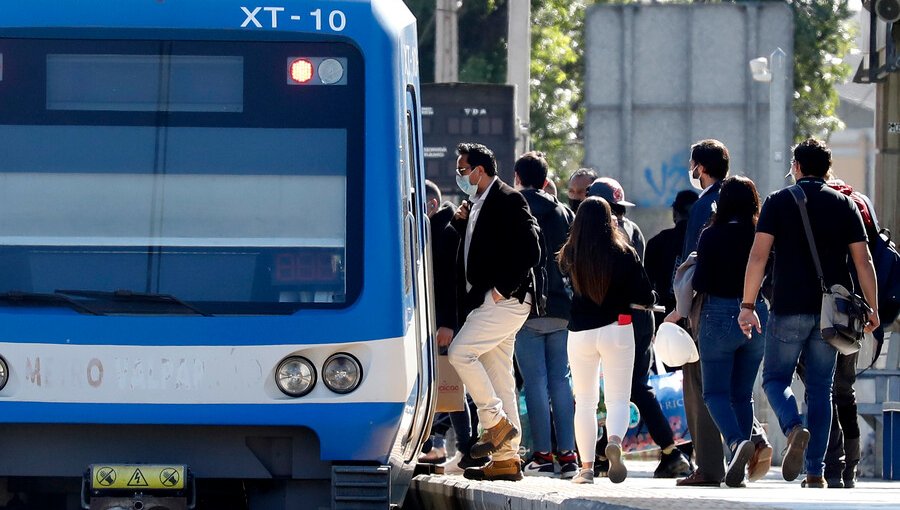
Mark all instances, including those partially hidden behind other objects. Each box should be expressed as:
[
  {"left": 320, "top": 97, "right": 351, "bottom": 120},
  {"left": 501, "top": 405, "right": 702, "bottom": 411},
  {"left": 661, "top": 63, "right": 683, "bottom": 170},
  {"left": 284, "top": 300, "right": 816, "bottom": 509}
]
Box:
[
  {"left": 557, "top": 197, "right": 656, "bottom": 485},
  {"left": 739, "top": 139, "right": 879, "bottom": 488},
  {"left": 692, "top": 176, "right": 766, "bottom": 488}
]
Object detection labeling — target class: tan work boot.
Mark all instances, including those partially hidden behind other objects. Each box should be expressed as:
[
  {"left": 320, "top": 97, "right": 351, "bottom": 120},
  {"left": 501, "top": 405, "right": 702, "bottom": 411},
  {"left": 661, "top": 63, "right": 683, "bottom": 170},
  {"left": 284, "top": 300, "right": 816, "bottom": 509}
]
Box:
[
  {"left": 470, "top": 416, "right": 519, "bottom": 459},
  {"left": 463, "top": 458, "right": 523, "bottom": 481},
  {"left": 782, "top": 425, "right": 810, "bottom": 482},
  {"left": 747, "top": 442, "right": 773, "bottom": 482}
]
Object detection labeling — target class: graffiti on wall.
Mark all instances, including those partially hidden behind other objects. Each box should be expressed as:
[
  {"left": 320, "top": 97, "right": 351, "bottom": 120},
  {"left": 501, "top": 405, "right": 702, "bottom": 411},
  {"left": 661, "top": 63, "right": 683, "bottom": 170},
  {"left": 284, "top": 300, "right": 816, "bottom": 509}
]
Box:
[{"left": 640, "top": 149, "right": 691, "bottom": 207}]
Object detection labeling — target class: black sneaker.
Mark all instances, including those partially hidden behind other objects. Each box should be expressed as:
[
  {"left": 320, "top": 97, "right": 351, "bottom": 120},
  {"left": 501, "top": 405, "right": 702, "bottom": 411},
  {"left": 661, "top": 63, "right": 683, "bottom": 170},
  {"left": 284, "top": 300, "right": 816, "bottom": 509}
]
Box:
[
  {"left": 654, "top": 448, "right": 692, "bottom": 478},
  {"left": 556, "top": 450, "right": 579, "bottom": 480},
  {"left": 593, "top": 456, "right": 609, "bottom": 477},
  {"left": 826, "top": 477, "right": 845, "bottom": 488},
  {"left": 725, "top": 440, "right": 754, "bottom": 488}
]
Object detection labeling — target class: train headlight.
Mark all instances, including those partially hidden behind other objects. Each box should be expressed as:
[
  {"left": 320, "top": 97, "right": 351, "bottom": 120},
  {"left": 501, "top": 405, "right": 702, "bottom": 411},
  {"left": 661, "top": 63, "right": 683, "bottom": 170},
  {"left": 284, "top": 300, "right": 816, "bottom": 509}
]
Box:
[
  {"left": 275, "top": 356, "right": 316, "bottom": 397},
  {"left": 322, "top": 353, "right": 362, "bottom": 394},
  {"left": 0, "top": 356, "right": 8, "bottom": 391}
]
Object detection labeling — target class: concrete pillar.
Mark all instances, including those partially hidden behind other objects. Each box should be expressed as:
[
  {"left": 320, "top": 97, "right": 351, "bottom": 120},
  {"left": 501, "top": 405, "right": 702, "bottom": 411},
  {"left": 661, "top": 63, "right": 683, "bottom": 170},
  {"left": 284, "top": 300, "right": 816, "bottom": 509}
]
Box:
[
  {"left": 435, "top": 0, "right": 458, "bottom": 83},
  {"left": 507, "top": 0, "right": 531, "bottom": 155}
]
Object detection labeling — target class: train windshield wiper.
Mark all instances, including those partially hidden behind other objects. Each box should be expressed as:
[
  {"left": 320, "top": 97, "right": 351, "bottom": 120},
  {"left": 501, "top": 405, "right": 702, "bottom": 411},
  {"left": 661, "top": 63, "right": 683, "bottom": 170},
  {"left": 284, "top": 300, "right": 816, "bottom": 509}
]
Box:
[
  {"left": 55, "top": 289, "right": 212, "bottom": 317},
  {"left": 0, "top": 291, "right": 102, "bottom": 315}
]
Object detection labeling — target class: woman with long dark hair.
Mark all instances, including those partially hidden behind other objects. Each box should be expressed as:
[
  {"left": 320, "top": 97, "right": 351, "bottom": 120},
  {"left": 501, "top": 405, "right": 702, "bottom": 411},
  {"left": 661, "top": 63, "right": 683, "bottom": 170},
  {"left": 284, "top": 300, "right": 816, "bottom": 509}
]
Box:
[
  {"left": 691, "top": 175, "right": 767, "bottom": 488},
  {"left": 557, "top": 197, "right": 655, "bottom": 484}
]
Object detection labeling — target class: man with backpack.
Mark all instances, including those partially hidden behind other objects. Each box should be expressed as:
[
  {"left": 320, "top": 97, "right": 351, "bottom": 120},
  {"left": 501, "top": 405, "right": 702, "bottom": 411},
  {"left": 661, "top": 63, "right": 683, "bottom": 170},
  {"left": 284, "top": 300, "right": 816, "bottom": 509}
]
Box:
[
  {"left": 739, "top": 139, "right": 879, "bottom": 488},
  {"left": 512, "top": 151, "right": 579, "bottom": 478},
  {"left": 800, "top": 174, "right": 900, "bottom": 488}
]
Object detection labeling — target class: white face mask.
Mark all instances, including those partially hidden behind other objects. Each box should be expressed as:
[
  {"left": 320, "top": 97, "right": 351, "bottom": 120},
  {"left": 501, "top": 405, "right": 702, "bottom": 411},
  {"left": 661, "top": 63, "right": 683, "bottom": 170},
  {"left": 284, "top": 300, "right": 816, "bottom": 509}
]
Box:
[
  {"left": 689, "top": 165, "right": 703, "bottom": 190},
  {"left": 456, "top": 169, "right": 482, "bottom": 198}
]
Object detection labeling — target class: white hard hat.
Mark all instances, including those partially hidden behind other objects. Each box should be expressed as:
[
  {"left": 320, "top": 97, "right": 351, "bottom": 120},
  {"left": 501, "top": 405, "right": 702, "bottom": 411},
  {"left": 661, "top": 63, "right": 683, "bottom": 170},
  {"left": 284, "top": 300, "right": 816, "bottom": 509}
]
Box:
[{"left": 654, "top": 322, "right": 699, "bottom": 367}]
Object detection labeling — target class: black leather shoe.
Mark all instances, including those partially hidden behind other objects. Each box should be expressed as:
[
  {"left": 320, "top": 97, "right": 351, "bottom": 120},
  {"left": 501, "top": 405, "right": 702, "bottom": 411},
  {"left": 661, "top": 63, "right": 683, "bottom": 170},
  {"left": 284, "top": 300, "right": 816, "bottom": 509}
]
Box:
[{"left": 676, "top": 470, "right": 722, "bottom": 487}]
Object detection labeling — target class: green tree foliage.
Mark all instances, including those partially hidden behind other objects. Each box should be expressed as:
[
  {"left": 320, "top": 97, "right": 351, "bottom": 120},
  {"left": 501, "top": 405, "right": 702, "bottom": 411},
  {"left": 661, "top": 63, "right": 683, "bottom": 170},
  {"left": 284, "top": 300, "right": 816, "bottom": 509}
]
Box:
[
  {"left": 787, "top": 0, "right": 855, "bottom": 141},
  {"left": 529, "top": 0, "right": 589, "bottom": 182}
]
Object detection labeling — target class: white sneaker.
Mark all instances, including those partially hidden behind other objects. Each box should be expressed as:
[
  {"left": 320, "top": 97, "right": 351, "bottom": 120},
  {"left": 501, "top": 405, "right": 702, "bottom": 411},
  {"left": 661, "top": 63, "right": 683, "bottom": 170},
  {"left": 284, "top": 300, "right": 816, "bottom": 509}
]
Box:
[{"left": 440, "top": 451, "right": 465, "bottom": 475}]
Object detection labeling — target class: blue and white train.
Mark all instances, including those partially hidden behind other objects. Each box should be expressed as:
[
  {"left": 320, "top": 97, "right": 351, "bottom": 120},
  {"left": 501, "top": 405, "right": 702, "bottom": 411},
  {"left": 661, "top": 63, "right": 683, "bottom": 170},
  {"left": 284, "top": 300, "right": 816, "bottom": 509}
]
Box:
[{"left": 0, "top": 1, "right": 434, "bottom": 508}]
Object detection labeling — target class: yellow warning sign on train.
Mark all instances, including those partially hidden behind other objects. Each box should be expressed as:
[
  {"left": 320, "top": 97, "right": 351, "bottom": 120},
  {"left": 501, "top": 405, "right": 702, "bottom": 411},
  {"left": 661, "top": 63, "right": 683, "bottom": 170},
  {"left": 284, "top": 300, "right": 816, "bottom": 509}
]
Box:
[{"left": 90, "top": 465, "right": 186, "bottom": 490}]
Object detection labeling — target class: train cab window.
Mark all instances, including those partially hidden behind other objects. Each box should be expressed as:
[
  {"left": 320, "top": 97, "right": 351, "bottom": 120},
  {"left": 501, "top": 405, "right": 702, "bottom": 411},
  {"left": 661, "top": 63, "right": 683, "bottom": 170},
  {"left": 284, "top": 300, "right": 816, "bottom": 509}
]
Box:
[{"left": 0, "top": 38, "right": 364, "bottom": 314}]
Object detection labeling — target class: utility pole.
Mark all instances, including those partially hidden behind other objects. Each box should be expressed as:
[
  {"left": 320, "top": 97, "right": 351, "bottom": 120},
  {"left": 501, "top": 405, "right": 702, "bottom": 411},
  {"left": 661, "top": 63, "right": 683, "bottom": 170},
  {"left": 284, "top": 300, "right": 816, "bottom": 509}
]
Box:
[
  {"left": 769, "top": 48, "right": 787, "bottom": 196},
  {"left": 435, "top": 0, "right": 459, "bottom": 83},
  {"left": 507, "top": 0, "right": 531, "bottom": 155}
]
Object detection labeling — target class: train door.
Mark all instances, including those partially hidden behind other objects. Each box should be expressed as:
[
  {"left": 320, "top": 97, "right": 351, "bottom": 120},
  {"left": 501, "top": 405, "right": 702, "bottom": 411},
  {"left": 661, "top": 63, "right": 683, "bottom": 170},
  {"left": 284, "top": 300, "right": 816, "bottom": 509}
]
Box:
[{"left": 399, "top": 86, "right": 435, "bottom": 461}]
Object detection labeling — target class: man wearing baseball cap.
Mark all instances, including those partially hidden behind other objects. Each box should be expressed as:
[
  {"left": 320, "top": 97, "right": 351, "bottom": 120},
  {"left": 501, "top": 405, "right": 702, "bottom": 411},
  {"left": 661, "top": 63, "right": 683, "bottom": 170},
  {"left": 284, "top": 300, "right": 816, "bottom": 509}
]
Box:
[
  {"left": 586, "top": 177, "right": 693, "bottom": 479},
  {"left": 587, "top": 177, "right": 641, "bottom": 253}
]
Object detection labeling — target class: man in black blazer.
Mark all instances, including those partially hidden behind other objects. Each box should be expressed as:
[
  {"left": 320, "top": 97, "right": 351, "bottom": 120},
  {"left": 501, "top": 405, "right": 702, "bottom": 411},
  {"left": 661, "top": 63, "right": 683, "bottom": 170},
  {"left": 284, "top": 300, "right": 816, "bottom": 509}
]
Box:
[{"left": 447, "top": 143, "right": 541, "bottom": 482}]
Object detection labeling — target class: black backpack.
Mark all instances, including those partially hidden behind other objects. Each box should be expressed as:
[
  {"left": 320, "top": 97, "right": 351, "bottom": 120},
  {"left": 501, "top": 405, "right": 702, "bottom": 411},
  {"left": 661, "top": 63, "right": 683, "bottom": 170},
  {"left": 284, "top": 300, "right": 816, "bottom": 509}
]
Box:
[{"left": 530, "top": 225, "right": 549, "bottom": 318}]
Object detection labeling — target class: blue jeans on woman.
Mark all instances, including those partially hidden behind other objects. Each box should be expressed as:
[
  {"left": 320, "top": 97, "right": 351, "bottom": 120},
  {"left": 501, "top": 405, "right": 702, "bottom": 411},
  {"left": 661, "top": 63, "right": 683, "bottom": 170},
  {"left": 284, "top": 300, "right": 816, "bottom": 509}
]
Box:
[
  {"left": 514, "top": 318, "right": 576, "bottom": 453},
  {"left": 699, "top": 296, "right": 767, "bottom": 450},
  {"left": 762, "top": 313, "right": 838, "bottom": 477}
]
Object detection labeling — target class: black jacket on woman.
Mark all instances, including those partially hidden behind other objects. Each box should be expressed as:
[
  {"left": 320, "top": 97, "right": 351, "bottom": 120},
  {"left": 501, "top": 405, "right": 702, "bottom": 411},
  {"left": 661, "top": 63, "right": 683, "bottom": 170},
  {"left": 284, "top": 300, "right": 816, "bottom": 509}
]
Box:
[{"left": 567, "top": 247, "right": 655, "bottom": 332}]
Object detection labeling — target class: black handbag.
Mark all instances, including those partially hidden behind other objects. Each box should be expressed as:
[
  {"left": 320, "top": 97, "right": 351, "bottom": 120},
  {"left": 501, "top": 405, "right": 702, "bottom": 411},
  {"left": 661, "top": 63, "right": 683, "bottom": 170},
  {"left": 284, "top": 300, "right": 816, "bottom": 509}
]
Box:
[{"left": 789, "top": 186, "right": 871, "bottom": 355}]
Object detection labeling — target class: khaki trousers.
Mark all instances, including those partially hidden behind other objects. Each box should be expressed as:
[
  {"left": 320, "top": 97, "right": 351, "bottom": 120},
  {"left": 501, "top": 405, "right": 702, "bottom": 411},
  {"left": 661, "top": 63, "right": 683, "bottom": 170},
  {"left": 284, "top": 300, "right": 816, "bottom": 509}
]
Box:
[{"left": 449, "top": 290, "right": 530, "bottom": 461}]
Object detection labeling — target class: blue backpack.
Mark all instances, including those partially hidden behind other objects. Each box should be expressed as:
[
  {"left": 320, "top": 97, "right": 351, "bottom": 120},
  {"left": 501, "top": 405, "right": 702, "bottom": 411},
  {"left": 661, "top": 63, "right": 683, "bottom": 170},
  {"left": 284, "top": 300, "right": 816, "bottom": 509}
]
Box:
[
  {"left": 872, "top": 228, "right": 900, "bottom": 325},
  {"left": 858, "top": 194, "right": 900, "bottom": 326}
]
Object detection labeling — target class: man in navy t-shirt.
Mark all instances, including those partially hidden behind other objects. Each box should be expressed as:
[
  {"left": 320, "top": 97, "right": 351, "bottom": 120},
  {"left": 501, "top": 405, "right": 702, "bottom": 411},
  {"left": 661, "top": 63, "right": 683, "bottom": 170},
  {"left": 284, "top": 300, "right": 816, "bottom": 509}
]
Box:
[{"left": 739, "top": 139, "right": 879, "bottom": 488}]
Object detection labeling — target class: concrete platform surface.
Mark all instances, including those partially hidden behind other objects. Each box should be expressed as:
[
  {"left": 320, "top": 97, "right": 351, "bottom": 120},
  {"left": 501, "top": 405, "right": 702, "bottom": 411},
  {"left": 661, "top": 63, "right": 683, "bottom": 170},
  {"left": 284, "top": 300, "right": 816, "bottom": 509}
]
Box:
[{"left": 407, "top": 461, "right": 900, "bottom": 510}]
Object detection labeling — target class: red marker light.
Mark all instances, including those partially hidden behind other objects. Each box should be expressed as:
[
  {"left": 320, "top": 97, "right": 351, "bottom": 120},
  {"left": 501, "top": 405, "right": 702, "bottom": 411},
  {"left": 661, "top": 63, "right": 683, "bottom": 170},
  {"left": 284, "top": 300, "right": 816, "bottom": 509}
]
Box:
[{"left": 289, "top": 58, "right": 314, "bottom": 84}]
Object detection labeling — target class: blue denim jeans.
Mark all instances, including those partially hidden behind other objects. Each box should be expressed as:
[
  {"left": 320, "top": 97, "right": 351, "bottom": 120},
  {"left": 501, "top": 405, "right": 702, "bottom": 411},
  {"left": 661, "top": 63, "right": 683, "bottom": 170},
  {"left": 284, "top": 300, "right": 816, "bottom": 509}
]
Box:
[
  {"left": 699, "top": 296, "right": 766, "bottom": 450},
  {"left": 762, "top": 313, "right": 837, "bottom": 477},
  {"left": 514, "top": 319, "right": 576, "bottom": 452}
]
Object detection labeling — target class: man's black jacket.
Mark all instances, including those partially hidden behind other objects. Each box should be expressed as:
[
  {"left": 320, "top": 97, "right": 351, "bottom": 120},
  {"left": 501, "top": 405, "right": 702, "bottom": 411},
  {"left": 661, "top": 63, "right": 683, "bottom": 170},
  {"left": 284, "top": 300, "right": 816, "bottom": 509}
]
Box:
[
  {"left": 429, "top": 201, "right": 459, "bottom": 331},
  {"left": 451, "top": 180, "right": 541, "bottom": 318}
]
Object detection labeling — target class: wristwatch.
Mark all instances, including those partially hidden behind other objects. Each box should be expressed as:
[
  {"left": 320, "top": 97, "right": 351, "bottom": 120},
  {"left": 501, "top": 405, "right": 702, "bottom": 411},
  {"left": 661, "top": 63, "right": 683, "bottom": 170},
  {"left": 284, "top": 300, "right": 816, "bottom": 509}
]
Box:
[{"left": 740, "top": 302, "right": 756, "bottom": 311}]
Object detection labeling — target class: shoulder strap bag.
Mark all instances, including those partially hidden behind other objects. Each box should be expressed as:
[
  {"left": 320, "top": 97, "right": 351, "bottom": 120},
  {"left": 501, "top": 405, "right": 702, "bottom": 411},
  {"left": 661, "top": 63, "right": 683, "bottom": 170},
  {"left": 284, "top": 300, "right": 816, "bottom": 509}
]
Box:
[{"left": 788, "top": 185, "right": 871, "bottom": 355}]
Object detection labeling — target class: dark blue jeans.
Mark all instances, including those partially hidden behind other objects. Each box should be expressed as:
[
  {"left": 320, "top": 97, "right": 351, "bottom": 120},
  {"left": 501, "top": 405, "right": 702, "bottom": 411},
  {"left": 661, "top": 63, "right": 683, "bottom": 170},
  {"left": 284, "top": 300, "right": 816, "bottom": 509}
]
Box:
[
  {"left": 699, "top": 296, "right": 766, "bottom": 450},
  {"left": 762, "top": 313, "right": 837, "bottom": 477}
]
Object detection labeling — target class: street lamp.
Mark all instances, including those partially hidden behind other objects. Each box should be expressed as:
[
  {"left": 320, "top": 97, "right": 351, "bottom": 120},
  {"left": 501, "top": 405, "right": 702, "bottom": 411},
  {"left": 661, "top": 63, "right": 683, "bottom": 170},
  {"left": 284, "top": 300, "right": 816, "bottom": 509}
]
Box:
[{"left": 750, "top": 48, "right": 787, "bottom": 194}]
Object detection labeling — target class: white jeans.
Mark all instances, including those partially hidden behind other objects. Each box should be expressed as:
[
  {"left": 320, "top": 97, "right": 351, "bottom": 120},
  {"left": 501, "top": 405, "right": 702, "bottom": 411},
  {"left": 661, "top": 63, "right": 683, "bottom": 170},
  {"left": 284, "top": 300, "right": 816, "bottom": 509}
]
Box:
[
  {"left": 449, "top": 290, "right": 530, "bottom": 461},
  {"left": 568, "top": 322, "right": 635, "bottom": 462}
]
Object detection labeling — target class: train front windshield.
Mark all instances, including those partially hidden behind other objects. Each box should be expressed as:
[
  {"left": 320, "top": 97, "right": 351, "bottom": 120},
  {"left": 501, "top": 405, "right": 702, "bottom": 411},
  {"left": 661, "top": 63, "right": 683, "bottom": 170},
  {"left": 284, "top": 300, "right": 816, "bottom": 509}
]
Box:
[{"left": 0, "top": 38, "right": 363, "bottom": 314}]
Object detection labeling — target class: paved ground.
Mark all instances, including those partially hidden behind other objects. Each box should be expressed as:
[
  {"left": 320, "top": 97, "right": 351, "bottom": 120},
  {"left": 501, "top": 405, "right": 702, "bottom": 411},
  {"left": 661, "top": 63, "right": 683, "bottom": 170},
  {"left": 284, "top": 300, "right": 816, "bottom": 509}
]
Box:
[{"left": 407, "top": 461, "right": 900, "bottom": 510}]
